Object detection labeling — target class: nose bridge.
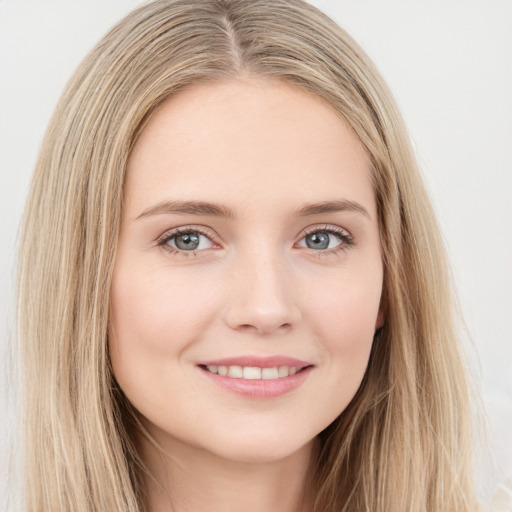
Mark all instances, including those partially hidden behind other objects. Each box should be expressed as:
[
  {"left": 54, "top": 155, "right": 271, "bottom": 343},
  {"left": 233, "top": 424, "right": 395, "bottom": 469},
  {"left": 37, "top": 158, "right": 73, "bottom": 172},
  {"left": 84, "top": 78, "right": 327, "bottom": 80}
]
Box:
[{"left": 224, "top": 237, "right": 301, "bottom": 334}]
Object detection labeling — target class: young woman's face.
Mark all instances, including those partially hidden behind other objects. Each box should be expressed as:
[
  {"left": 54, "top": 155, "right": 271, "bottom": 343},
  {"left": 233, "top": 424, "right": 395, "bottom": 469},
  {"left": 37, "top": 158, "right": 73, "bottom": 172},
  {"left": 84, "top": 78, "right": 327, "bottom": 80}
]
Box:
[{"left": 110, "top": 79, "right": 383, "bottom": 463}]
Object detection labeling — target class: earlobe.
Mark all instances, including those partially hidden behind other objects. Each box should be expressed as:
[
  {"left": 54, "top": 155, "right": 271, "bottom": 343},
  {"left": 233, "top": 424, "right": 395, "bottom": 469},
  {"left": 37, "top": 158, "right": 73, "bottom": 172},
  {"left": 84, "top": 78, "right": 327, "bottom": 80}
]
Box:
[
  {"left": 375, "top": 286, "right": 386, "bottom": 330},
  {"left": 375, "top": 303, "right": 385, "bottom": 330},
  {"left": 375, "top": 312, "right": 384, "bottom": 330}
]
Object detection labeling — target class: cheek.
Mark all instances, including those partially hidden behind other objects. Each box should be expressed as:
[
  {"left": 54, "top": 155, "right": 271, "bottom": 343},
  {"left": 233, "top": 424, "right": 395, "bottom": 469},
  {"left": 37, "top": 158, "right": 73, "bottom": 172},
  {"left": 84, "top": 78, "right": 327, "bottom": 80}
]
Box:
[
  {"left": 304, "top": 267, "right": 382, "bottom": 403},
  {"left": 308, "top": 265, "right": 382, "bottom": 342},
  {"left": 108, "top": 265, "right": 219, "bottom": 384}
]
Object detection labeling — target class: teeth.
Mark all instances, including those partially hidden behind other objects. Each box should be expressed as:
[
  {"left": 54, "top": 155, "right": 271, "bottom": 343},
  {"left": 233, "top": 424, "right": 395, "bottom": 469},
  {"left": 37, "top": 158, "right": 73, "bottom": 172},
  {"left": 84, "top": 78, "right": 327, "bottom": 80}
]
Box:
[
  {"left": 261, "top": 367, "right": 279, "bottom": 380},
  {"left": 278, "top": 366, "right": 289, "bottom": 378},
  {"left": 205, "top": 365, "right": 301, "bottom": 379},
  {"left": 243, "top": 366, "right": 261, "bottom": 379},
  {"left": 227, "top": 365, "right": 243, "bottom": 378}
]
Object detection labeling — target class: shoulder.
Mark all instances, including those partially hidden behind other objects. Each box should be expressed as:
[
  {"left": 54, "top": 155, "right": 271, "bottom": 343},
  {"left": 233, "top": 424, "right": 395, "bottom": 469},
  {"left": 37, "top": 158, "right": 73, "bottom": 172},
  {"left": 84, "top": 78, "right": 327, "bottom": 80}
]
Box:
[{"left": 486, "top": 477, "right": 512, "bottom": 512}]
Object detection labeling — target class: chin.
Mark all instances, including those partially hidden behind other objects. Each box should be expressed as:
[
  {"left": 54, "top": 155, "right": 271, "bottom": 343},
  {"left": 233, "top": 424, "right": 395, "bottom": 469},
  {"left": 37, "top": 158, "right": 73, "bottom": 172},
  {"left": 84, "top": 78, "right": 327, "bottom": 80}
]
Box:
[{"left": 205, "top": 430, "right": 316, "bottom": 464}]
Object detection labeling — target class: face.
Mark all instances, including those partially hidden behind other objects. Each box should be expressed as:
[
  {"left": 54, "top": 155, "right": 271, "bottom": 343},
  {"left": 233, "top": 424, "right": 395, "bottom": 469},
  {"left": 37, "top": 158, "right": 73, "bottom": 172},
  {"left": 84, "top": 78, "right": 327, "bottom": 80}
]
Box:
[{"left": 110, "top": 79, "right": 383, "bottom": 464}]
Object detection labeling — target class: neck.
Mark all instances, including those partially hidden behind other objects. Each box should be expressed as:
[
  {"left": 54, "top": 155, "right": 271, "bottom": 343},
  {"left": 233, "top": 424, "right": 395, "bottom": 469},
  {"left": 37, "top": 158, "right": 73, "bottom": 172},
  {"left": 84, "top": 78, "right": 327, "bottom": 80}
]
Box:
[{"left": 137, "top": 429, "right": 319, "bottom": 512}]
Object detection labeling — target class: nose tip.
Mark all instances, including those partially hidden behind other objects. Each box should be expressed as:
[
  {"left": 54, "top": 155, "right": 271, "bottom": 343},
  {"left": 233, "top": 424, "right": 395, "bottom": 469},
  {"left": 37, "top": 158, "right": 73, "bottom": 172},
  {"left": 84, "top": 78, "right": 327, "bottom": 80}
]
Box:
[
  {"left": 223, "top": 258, "right": 301, "bottom": 336},
  {"left": 226, "top": 304, "right": 299, "bottom": 336},
  {"left": 233, "top": 311, "right": 294, "bottom": 336}
]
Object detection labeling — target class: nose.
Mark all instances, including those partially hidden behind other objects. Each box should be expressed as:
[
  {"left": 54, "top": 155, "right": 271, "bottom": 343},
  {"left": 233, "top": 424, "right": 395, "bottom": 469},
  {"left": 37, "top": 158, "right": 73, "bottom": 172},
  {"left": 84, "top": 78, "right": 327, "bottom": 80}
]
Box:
[{"left": 223, "top": 246, "right": 302, "bottom": 336}]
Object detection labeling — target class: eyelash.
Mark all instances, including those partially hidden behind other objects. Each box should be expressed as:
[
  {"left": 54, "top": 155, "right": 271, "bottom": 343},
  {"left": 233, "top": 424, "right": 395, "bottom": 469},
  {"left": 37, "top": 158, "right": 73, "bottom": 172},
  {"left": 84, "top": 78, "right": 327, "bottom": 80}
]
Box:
[
  {"left": 300, "top": 225, "right": 355, "bottom": 255},
  {"left": 156, "top": 225, "right": 355, "bottom": 257},
  {"left": 156, "top": 226, "right": 217, "bottom": 256}
]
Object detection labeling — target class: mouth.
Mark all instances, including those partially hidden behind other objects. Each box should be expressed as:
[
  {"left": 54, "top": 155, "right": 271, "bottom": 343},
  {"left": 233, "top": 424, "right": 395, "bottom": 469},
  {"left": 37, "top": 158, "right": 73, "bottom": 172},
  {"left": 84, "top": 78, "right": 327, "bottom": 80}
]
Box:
[
  {"left": 196, "top": 356, "right": 314, "bottom": 398},
  {"left": 199, "top": 364, "right": 306, "bottom": 380}
]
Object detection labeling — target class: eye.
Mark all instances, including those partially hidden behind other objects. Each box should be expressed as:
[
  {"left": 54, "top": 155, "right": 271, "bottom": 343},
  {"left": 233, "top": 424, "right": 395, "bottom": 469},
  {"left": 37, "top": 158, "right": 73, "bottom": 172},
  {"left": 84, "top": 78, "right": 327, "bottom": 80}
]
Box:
[
  {"left": 158, "top": 228, "right": 215, "bottom": 252},
  {"left": 296, "top": 227, "right": 353, "bottom": 252}
]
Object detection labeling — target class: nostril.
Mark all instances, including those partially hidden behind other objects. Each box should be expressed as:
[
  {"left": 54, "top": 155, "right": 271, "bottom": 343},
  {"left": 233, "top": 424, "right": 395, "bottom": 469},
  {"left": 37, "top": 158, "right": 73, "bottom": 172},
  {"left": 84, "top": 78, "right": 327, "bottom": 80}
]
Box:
[
  {"left": 238, "top": 322, "right": 292, "bottom": 333},
  {"left": 223, "top": 288, "right": 302, "bottom": 334},
  {"left": 238, "top": 324, "right": 256, "bottom": 331}
]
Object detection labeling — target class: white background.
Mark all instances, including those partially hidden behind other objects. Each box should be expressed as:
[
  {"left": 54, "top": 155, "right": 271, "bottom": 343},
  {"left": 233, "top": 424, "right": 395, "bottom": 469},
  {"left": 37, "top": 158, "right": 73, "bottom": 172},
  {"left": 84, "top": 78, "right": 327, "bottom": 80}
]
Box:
[{"left": 1, "top": 0, "right": 511, "bottom": 506}]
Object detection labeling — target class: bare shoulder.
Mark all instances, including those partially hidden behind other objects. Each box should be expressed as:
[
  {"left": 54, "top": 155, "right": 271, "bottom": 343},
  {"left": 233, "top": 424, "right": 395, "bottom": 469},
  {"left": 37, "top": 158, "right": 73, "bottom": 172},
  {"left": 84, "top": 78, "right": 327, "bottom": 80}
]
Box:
[{"left": 485, "top": 477, "right": 512, "bottom": 512}]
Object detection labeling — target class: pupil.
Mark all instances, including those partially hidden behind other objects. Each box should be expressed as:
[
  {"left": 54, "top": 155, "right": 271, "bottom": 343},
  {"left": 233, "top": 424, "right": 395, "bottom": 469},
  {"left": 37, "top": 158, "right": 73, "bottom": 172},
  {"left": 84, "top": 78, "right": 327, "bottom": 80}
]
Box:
[
  {"left": 306, "top": 232, "right": 329, "bottom": 250},
  {"left": 176, "top": 233, "right": 199, "bottom": 250}
]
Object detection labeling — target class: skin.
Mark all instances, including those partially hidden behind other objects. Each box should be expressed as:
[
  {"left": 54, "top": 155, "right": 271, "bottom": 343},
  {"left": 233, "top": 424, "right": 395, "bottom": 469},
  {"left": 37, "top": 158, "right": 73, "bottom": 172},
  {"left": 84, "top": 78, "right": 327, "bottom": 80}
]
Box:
[{"left": 110, "top": 78, "right": 383, "bottom": 512}]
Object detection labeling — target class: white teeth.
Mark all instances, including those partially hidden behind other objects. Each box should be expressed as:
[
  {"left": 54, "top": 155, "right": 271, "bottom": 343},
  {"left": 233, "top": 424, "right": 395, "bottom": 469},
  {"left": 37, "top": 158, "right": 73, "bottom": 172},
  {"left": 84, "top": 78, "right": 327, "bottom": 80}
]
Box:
[
  {"left": 205, "top": 364, "right": 303, "bottom": 379},
  {"left": 243, "top": 366, "right": 262, "bottom": 380},
  {"left": 261, "top": 367, "right": 279, "bottom": 380},
  {"left": 227, "top": 365, "right": 243, "bottom": 378},
  {"left": 278, "top": 366, "right": 289, "bottom": 378}
]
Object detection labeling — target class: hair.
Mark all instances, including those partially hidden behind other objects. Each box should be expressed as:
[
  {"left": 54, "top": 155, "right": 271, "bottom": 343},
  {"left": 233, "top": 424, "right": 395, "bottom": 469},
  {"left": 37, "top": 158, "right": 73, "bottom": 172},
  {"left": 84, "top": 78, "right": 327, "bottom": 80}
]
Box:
[{"left": 16, "top": 0, "right": 477, "bottom": 511}]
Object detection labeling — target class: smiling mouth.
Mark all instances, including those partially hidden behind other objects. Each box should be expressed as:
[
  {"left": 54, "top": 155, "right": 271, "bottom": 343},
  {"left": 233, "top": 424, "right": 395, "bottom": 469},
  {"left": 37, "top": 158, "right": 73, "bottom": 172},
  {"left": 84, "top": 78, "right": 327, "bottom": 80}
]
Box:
[
  {"left": 199, "top": 364, "right": 310, "bottom": 380},
  {"left": 197, "top": 358, "right": 314, "bottom": 398}
]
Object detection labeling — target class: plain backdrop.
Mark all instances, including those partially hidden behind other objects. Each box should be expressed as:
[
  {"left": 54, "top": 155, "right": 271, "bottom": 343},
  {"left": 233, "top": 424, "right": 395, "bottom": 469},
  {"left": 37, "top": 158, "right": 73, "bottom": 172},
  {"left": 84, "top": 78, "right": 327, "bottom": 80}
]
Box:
[{"left": 1, "top": 0, "right": 511, "bottom": 505}]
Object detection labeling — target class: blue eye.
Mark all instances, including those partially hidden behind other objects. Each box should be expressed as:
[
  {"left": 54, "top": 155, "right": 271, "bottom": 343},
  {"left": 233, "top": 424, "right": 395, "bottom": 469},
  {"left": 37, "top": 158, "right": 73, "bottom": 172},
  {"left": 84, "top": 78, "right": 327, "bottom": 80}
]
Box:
[
  {"left": 161, "top": 230, "right": 215, "bottom": 252},
  {"left": 297, "top": 228, "right": 353, "bottom": 251}
]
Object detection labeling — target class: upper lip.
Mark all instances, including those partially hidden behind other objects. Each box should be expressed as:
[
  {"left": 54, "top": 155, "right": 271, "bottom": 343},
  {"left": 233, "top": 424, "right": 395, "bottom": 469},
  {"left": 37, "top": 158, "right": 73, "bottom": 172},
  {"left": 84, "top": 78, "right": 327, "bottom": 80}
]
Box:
[{"left": 197, "top": 355, "right": 313, "bottom": 369}]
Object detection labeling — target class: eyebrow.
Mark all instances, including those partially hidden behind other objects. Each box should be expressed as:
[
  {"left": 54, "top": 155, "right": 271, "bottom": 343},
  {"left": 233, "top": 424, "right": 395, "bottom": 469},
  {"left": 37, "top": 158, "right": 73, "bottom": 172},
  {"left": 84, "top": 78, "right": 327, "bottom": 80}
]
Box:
[
  {"left": 293, "top": 200, "right": 370, "bottom": 218},
  {"left": 136, "top": 199, "right": 370, "bottom": 220},
  {"left": 136, "top": 200, "right": 238, "bottom": 219}
]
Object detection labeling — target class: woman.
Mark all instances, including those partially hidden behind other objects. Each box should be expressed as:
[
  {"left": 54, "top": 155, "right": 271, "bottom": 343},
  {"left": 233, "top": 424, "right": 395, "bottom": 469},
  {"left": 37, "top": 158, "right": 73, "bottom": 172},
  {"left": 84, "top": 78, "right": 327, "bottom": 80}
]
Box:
[{"left": 16, "top": 0, "right": 479, "bottom": 510}]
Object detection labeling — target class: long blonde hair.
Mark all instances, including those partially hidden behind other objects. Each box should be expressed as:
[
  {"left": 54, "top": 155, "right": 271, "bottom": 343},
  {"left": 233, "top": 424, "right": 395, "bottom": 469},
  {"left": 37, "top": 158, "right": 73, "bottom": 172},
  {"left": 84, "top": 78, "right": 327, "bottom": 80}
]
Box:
[{"left": 17, "top": 1, "right": 477, "bottom": 510}]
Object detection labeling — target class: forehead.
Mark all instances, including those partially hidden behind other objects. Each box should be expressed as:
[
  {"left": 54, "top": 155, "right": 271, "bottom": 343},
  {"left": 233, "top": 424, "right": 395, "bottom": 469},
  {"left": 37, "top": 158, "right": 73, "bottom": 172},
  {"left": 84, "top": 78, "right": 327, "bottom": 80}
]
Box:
[{"left": 125, "top": 78, "right": 375, "bottom": 219}]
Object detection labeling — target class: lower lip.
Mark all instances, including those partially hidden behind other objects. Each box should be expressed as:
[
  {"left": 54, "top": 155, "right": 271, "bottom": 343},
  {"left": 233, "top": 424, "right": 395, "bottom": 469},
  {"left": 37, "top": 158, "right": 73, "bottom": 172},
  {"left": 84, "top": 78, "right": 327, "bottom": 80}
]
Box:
[{"left": 199, "top": 366, "right": 313, "bottom": 399}]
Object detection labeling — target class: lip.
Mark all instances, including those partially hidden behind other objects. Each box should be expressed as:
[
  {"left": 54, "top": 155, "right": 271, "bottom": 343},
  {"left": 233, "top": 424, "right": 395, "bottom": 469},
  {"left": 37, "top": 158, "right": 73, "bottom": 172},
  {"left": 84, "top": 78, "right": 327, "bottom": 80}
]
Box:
[
  {"left": 196, "top": 355, "right": 314, "bottom": 399},
  {"left": 197, "top": 355, "right": 312, "bottom": 369}
]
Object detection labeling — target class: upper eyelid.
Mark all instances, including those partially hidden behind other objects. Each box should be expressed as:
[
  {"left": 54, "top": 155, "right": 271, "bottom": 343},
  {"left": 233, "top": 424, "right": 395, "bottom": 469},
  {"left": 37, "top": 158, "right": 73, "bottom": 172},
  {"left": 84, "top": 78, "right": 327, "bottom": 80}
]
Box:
[
  {"left": 299, "top": 224, "right": 353, "bottom": 239},
  {"left": 302, "top": 224, "right": 349, "bottom": 233},
  {"left": 156, "top": 225, "right": 218, "bottom": 246}
]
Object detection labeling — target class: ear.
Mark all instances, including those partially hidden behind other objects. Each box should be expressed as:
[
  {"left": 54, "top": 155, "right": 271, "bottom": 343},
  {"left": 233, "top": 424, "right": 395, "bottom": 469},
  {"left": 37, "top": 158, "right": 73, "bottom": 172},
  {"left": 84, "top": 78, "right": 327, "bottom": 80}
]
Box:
[
  {"left": 375, "top": 299, "right": 385, "bottom": 330},
  {"left": 375, "top": 309, "right": 384, "bottom": 330}
]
